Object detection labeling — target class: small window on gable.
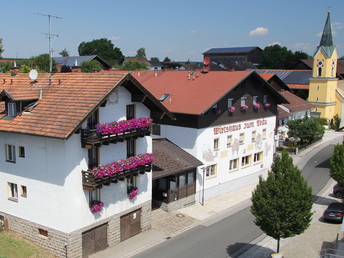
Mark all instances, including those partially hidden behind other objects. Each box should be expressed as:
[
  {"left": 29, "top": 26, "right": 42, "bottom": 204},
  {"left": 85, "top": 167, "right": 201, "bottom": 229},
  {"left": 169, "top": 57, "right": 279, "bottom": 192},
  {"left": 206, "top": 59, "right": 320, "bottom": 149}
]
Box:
[
  {"left": 126, "top": 104, "right": 135, "bottom": 120},
  {"left": 19, "top": 146, "right": 25, "bottom": 158},
  {"left": 5, "top": 144, "right": 16, "bottom": 163},
  {"left": 89, "top": 188, "right": 101, "bottom": 205},
  {"left": 253, "top": 96, "right": 258, "bottom": 105},
  {"left": 241, "top": 97, "right": 246, "bottom": 106},
  {"left": 21, "top": 185, "right": 27, "bottom": 197},
  {"left": 263, "top": 95, "right": 268, "bottom": 104},
  {"left": 227, "top": 98, "right": 233, "bottom": 108},
  {"left": 159, "top": 94, "right": 170, "bottom": 102},
  {"left": 8, "top": 102, "right": 17, "bottom": 117}
]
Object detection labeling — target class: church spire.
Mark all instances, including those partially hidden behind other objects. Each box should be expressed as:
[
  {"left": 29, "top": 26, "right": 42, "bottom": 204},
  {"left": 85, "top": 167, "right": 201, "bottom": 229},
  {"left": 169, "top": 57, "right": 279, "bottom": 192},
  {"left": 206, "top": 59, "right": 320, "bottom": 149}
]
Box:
[{"left": 319, "top": 10, "right": 333, "bottom": 47}]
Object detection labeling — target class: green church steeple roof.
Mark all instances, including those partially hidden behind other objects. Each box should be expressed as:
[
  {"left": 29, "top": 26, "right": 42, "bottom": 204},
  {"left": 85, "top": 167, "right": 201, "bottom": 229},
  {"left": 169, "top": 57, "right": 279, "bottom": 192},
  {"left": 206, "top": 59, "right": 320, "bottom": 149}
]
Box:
[{"left": 319, "top": 11, "right": 333, "bottom": 47}]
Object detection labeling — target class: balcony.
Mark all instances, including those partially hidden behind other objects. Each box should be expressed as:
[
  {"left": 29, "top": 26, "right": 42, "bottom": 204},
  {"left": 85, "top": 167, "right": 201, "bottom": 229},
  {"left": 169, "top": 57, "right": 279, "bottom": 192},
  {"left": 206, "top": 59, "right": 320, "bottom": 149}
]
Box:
[
  {"left": 82, "top": 153, "right": 154, "bottom": 190},
  {"left": 82, "top": 165, "right": 152, "bottom": 191},
  {"left": 81, "top": 117, "right": 152, "bottom": 148}
]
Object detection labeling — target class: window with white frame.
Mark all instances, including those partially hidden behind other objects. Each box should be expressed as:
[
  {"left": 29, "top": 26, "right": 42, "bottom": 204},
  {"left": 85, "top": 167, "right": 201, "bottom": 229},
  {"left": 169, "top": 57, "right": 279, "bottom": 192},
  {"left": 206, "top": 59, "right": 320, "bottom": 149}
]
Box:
[
  {"left": 263, "top": 95, "right": 268, "bottom": 104},
  {"left": 206, "top": 164, "right": 217, "bottom": 178},
  {"left": 253, "top": 152, "right": 263, "bottom": 163},
  {"left": 8, "top": 103, "right": 16, "bottom": 117},
  {"left": 8, "top": 182, "right": 18, "bottom": 201},
  {"left": 253, "top": 96, "right": 258, "bottom": 105},
  {"left": 252, "top": 131, "right": 256, "bottom": 142},
  {"left": 229, "top": 158, "right": 239, "bottom": 171},
  {"left": 227, "top": 135, "right": 232, "bottom": 148},
  {"left": 239, "top": 133, "right": 245, "bottom": 145},
  {"left": 227, "top": 98, "right": 233, "bottom": 108},
  {"left": 21, "top": 185, "right": 27, "bottom": 197},
  {"left": 241, "top": 155, "right": 251, "bottom": 167},
  {"left": 89, "top": 188, "right": 101, "bottom": 204},
  {"left": 213, "top": 138, "right": 219, "bottom": 150},
  {"left": 5, "top": 144, "right": 16, "bottom": 163},
  {"left": 240, "top": 97, "right": 246, "bottom": 106},
  {"left": 263, "top": 129, "right": 267, "bottom": 139}
]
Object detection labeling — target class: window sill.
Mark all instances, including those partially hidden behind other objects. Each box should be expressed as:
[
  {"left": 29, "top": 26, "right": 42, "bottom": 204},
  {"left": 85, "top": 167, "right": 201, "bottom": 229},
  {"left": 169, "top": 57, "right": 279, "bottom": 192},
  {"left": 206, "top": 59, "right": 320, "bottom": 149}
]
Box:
[
  {"left": 6, "top": 160, "right": 16, "bottom": 163},
  {"left": 229, "top": 168, "right": 239, "bottom": 173},
  {"left": 8, "top": 197, "right": 18, "bottom": 202},
  {"left": 206, "top": 175, "right": 217, "bottom": 179},
  {"left": 241, "top": 164, "right": 251, "bottom": 168}
]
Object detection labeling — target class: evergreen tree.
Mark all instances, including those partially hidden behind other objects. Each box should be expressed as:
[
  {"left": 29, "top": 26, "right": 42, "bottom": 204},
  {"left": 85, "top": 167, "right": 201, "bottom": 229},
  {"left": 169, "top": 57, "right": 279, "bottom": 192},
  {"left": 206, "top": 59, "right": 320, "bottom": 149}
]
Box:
[
  {"left": 330, "top": 144, "right": 344, "bottom": 185},
  {"left": 251, "top": 151, "right": 313, "bottom": 253}
]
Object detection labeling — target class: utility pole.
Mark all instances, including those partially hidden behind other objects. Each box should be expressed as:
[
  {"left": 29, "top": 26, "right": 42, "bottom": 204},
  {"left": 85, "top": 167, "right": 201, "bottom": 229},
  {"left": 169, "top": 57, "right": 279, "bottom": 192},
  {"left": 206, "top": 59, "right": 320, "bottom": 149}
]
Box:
[{"left": 34, "top": 13, "right": 62, "bottom": 73}]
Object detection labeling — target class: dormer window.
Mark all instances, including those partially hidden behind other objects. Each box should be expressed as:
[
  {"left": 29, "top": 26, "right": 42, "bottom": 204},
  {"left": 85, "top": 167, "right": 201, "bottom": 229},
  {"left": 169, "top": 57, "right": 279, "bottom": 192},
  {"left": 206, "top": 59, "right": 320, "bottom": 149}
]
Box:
[
  {"left": 159, "top": 94, "right": 170, "bottom": 102},
  {"left": 8, "top": 103, "right": 16, "bottom": 117}
]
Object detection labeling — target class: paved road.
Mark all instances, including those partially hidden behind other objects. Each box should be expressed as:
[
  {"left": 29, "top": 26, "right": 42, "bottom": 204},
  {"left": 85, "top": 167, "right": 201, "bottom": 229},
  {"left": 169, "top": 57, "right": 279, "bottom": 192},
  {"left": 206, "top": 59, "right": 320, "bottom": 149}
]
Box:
[
  {"left": 134, "top": 207, "right": 262, "bottom": 258},
  {"left": 134, "top": 144, "right": 335, "bottom": 258}
]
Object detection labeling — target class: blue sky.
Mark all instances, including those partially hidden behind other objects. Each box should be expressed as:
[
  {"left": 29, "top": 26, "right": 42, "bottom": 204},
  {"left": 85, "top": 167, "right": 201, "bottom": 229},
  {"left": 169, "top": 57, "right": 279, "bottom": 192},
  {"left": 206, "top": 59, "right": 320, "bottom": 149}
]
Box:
[{"left": 1, "top": 0, "right": 344, "bottom": 61}]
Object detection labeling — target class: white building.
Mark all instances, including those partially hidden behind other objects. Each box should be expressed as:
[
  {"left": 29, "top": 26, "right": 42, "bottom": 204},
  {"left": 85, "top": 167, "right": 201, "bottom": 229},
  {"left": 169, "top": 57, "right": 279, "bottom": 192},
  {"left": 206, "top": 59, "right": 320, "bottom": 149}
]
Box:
[
  {"left": 0, "top": 72, "right": 172, "bottom": 257},
  {"left": 135, "top": 70, "right": 288, "bottom": 205}
]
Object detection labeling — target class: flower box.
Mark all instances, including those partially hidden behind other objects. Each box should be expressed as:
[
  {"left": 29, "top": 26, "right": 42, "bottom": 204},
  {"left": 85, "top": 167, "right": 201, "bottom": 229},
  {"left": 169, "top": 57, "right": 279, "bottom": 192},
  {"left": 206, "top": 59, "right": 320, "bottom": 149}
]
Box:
[
  {"left": 95, "top": 117, "right": 152, "bottom": 135},
  {"left": 90, "top": 200, "right": 104, "bottom": 213},
  {"left": 128, "top": 187, "right": 138, "bottom": 200},
  {"left": 264, "top": 103, "right": 271, "bottom": 108},
  {"left": 253, "top": 103, "right": 260, "bottom": 109},
  {"left": 229, "top": 106, "right": 235, "bottom": 113},
  {"left": 241, "top": 105, "right": 248, "bottom": 111}
]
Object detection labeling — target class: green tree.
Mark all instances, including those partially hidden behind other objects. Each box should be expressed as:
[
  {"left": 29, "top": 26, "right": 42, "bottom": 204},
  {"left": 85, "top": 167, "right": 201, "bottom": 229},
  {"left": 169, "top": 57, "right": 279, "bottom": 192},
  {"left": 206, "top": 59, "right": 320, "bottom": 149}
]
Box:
[
  {"left": 0, "top": 61, "right": 12, "bottom": 73},
  {"left": 78, "top": 38, "right": 124, "bottom": 66},
  {"left": 59, "top": 48, "right": 69, "bottom": 57},
  {"left": 33, "top": 53, "right": 57, "bottom": 73},
  {"left": 163, "top": 57, "right": 171, "bottom": 62},
  {"left": 262, "top": 45, "right": 309, "bottom": 69},
  {"left": 136, "top": 47, "right": 146, "bottom": 59},
  {"left": 150, "top": 57, "right": 160, "bottom": 62},
  {"left": 287, "top": 117, "right": 325, "bottom": 144},
  {"left": 81, "top": 60, "right": 102, "bottom": 73},
  {"left": 121, "top": 60, "right": 147, "bottom": 71},
  {"left": 251, "top": 151, "right": 313, "bottom": 253},
  {"left": 0, "top": 38, "right": 4, "bottom": 57},
  {"left": 330, "top": 144, "right": 344, "bottom": 186}
]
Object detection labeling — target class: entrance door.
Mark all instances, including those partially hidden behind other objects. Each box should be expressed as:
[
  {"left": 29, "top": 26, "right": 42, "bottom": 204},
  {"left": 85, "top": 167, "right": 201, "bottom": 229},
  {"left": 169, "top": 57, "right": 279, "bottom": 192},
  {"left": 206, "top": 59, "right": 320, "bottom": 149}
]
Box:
[
  {"left": 82, "top": 223, "right": 108, "bottom": 258},
  {"left": 120, "top": 209, "right": 142, "bottom": 241}
]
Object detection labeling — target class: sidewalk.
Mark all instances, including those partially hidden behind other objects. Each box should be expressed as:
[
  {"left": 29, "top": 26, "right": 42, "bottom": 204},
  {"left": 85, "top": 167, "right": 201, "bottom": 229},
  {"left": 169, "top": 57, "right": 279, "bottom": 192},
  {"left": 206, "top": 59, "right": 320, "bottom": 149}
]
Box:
[{"left": 91, "top": 130, "right": 344, "bottom": 258}]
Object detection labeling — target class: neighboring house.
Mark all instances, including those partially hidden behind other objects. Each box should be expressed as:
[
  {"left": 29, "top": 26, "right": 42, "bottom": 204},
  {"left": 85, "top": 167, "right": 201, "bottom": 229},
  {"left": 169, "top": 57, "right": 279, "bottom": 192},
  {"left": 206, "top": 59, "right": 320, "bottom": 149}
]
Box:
[
  {"left": 54, "top": 55, "right": 112, "bottom": 72},
  {"left": 0, "top": 72, "right": 173, "bottom": 257},
  {"left": 251, "top": 69, "right": 312, "bottom": 99},
  {"left": 276, "top": 90, "right": 315, "bottom": 141},
  {"left": 134, "top": 70, "right": 288, "bottom": 202},
  {"left": 203, "top": 47, "right": 263, "bottom": 67}
]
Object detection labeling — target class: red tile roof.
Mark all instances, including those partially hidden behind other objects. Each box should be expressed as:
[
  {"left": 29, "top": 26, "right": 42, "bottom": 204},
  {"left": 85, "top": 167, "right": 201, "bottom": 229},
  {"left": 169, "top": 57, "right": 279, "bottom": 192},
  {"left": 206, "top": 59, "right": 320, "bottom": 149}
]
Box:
[
  {"left": 277, "top": 106, "right": 290, "bottom": 119},
  {"left": 134, "top": 70, "right": 253, "bottom": 115},
  {"left": 0, "top": 72, "right": 170, "bottom": 139},
  {"left": 279, "top": 90, "right": 314, "bottom": 112}
]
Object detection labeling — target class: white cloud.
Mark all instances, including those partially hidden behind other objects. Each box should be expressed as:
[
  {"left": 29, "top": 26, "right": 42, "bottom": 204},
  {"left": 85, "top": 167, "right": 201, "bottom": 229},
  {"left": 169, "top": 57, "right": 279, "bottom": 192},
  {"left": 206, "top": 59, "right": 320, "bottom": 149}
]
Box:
[
  {"left": 190, "top": 30, "right": 209, "bottom": 38},
  {"left": 249, "top": 27, "right": 269, "bottom": 36},
  {"left": 111, "top": 36, "right": 120, "bottom": 41}
]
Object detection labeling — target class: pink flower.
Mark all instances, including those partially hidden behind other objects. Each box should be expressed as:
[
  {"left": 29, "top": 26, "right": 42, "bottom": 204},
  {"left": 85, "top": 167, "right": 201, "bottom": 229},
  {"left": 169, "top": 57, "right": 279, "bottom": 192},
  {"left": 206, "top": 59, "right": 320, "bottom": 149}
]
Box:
[
  {"left": 95, "top": 117, "right": 152, "bottom": 135},
  {"left": 241, "top": 105, "right": 248, "bottom": 111},
  {"left": 128, "top": 187, "right": 138, "bottom": 200},
  {"left": 264, "top": 103, "right": 270, "bottom": 108},
  {"left": 229, "top": 106, "right": 235, "bottom": 113},
  {"left": 253, "top": 103, "right": 260, "bottom": 109},
  {"left": 90, "top": 200, "right": 104, "bottom": 213}
]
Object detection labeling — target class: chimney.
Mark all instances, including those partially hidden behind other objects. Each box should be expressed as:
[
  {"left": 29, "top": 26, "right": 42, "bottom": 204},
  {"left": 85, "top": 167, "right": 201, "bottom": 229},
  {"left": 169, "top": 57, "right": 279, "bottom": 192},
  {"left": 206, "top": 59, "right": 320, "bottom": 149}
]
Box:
[{"left": 72, "top": 66, "right": 81, "bottom": 73}]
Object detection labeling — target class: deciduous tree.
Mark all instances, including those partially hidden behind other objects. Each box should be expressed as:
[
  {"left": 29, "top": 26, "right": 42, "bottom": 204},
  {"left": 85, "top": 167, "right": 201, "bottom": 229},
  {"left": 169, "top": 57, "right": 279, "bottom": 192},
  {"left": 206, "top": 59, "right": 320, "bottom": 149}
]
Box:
[
  {"left": 251, "top": 151, "right": 313, "bottom": 253},
  {"left": 121, "top": 60, "right": 147, "bottom": 71},
  {"left": 78, "top": 38, "right": 124, "bottom": 66},
  {"left": 81, "top": 60, "right": 102, "bottom": 73},
  {"left": 0, "top": 38, "right": 4, "bottom": 57},
  {"left": 59, "top": 48, "right": 69, "bottom": 57},
  {"left": 136, "top": 47, "right": 146, "bottom": 59},
  {"left": 330, "top": 144, "right": 344, "bottom": 185},
  {"left": 287, "top": 117, "right": 324, "bottom": 144}
]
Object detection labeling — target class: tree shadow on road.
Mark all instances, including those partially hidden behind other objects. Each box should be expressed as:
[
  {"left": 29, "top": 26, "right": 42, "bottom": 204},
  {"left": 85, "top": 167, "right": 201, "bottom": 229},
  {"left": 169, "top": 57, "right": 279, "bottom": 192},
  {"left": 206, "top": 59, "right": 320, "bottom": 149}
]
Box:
[
  {"left": 313, "top": 194, "right": 339, "bottom": 206},
  {"left": 226, "top": 242, "right": 275, "bottom": 258}
]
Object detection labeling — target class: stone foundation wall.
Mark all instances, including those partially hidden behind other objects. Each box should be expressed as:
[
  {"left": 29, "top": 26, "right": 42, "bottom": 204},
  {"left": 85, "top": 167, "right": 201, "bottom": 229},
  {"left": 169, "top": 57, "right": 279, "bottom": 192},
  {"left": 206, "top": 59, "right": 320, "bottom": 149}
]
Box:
[
  {"left": 159, "top": 195, "right": 195, "bottom": 212},
  {"left": 0, "top": 200, "right": 152, "bottom": 258}
]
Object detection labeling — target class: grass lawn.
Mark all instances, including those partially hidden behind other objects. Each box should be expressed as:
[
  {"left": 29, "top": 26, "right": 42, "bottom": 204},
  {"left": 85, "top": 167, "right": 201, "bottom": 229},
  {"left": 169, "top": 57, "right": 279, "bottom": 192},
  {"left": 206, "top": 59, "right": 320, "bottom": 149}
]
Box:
[{"left": 0, "top": 230, "right": 56, "bottom": 258}]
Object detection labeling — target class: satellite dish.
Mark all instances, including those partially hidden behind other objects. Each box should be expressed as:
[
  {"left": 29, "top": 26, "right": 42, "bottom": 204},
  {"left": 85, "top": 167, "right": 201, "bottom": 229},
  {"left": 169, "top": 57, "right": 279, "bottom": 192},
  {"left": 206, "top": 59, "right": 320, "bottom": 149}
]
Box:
[
  {"left": 203, "top": 57, "right": 210, "bottom": 65},
  {"left": 29, "top": 69, "right": 38, "bottom": 81}
]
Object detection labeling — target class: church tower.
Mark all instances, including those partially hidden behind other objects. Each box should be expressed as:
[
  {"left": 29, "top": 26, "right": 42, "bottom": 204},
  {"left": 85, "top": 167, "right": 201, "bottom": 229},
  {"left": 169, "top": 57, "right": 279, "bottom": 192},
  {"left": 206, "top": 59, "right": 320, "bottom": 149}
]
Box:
[{"left": 308, "top": 10, "right": 339, "bottom": 122}]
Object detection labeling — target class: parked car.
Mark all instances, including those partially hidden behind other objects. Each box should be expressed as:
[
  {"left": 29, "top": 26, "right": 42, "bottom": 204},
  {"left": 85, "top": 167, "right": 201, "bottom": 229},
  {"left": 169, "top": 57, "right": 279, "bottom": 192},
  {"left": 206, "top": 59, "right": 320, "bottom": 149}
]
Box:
[
  {"left": 333, "top": 183, "right": 344, "bottom": 199},
  {"left": 323, "top": 202, "right": 344, "bottom": 222}
]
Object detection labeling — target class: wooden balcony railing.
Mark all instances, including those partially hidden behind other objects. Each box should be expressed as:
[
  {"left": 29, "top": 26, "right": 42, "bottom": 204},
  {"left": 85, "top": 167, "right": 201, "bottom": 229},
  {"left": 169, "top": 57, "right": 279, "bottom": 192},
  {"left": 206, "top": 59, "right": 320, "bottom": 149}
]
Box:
[
  {"left": 81, "top": 127, "right": 151, "bottom": 148},
  {"left": 82, "top": 165, "right": 152, "bottom": 191}
]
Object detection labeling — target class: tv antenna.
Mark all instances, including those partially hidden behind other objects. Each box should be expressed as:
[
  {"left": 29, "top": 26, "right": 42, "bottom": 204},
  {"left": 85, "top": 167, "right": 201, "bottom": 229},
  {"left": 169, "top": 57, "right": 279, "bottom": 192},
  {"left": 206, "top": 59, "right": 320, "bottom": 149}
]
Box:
[{"left": 34, "top": 13, "right": 62, "bottom": 73}]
